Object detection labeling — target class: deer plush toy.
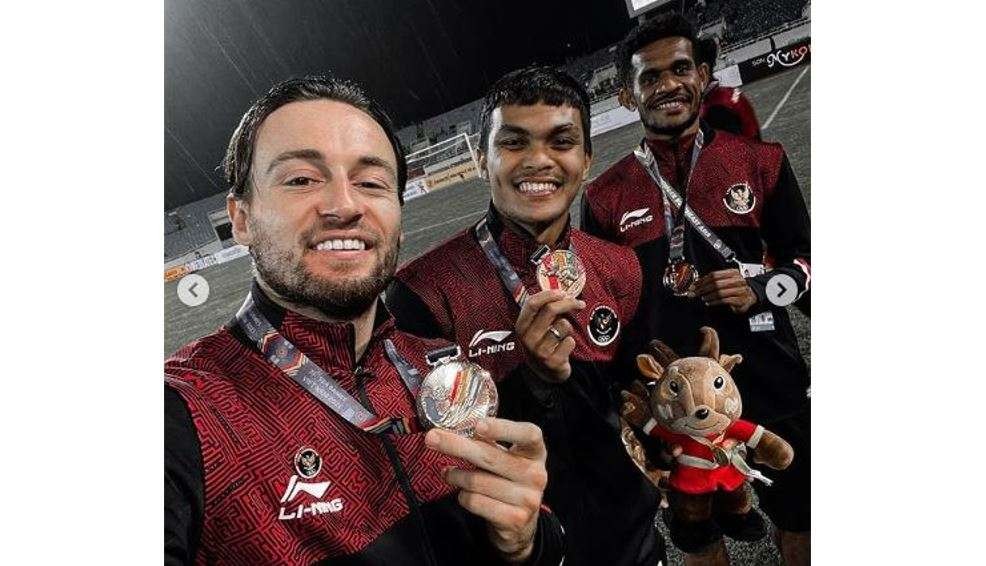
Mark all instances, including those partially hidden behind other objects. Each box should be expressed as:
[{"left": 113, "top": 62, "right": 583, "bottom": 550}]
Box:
[{"left": 621, "top": 326, "right": 794, "bottom": 551}]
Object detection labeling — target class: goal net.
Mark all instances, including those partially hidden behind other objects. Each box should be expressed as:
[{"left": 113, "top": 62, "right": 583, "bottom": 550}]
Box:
[{"left": 405, "top": 132, "right": 481, "bottom": 201}]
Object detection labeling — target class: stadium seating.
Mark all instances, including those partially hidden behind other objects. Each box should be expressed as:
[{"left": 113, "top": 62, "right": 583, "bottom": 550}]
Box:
[{"left": 164, "top": 192, "right": 227, "bottom": 261}]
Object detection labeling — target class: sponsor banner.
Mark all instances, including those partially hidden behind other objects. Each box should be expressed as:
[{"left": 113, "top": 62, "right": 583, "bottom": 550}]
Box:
[
  {"left": 213, "top": 244, "right": 250, "bottom": 265},
  {"left": 713, "top": 64, "right": 742, "bottom": 88},
  {"left": 425, "top": 161, "right": 480, "bottom": 191},
  {"left": 738, "top": 38, "right": 810, "bottom": 84},
  {"left": 405, "top": 177, "right": 429, "bottom": 201},
  {"left": 165, "top": 265, "right": 189, "bottom": 282},
  {"left": 590, "top": 105, "right": 639, "bottom": 137},
  {"left": 165, "top": 244, "right": 251, "bottom": 281}
]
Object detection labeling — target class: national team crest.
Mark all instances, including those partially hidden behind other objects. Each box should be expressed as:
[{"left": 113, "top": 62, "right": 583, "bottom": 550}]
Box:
[
  {"left": 294, "top": 447, "right": 322, "bottom": 479},
  {"left": 587, "top": 305, "right": 620, "bottom": 347},
  {"left": 723, "top": 183, "right": 756, "bottom": 214}
]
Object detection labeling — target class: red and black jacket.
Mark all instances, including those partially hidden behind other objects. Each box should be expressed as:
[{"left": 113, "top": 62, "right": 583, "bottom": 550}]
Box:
[
  {"left": 165, "top": 282, "right": 565, "bottom": 566},
  {"left": 386, "top": 207, "right": 666, "bottom": 566},
  {"left": 582, "top": 123, "right": 810, "bottom": 423}
]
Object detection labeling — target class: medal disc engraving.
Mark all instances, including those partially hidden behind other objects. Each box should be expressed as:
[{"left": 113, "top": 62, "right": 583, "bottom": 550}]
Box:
[
  {"left": 712, "top": 446, "right": 730, "bottom": 467},
  {"left": 663, "top": 261, "right": 698, "bottom": 296},
  {"left": 537, "top": 250, "right": 586, "bottom": 298},
  {"left": 417, "top": 360, "right": 498, "bottom": 436}
]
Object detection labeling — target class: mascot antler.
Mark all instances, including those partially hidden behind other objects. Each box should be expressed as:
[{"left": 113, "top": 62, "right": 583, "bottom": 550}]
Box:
[
  {"left": 647, "top": 339, "right": 679, "bottom": 369},
  {"left": 697, "top": 326, "right": 720, "bottom": 360}
]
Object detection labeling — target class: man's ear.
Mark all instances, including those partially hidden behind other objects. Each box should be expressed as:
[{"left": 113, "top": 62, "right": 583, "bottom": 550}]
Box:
[
  {"left": 227, "top": 194, "right": 253, "bottom": 246},
  {"left": 698, "top": 62, "right": 711, "bottom": 92},
  {"left": 618, "top": 86, "right": 637, "bottom": 111},
  {"left": 477, "top": 150, "right": 489, "bottom": 181},
  {"left": 582, "top": 151, "right": 593, "bottom": 182}
]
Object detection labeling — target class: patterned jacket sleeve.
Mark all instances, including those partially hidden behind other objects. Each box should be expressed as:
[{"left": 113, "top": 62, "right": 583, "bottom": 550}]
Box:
[
  {"left": 165, "top": 385, "right": 204, "bottom": 566},
  {"left": 746, "top": 153, "right": 811, "bottom": 308}
]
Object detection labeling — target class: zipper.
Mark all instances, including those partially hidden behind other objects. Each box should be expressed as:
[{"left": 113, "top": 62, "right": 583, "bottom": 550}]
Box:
[{"left": 355, "top": 366, "right": 439, "bottom": 566}]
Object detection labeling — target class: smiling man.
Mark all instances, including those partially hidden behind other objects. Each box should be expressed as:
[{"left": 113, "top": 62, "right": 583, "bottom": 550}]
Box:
[
  {"left": 581, "top": 14, "right": 811, "bottom": 566},
  {"left": 386, "top": 66, "right": 666, "bottom": 566},
  {"left": 164, "top": 76, "right": 566, "bottom": 565}
]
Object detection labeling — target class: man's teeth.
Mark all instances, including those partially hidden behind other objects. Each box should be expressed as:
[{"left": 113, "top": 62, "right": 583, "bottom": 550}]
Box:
[
  {"left": 315, "top": 239, "right": 366, "bottom": 251},
  {"left": 518, "top": 181, "right": 557, "bottom": 195},
  {"left": 657, "top": 100, "right": 686, "bottom": 109}
]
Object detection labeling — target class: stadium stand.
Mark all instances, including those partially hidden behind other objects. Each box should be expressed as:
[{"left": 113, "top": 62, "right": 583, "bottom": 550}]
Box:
[
  {"left": 164, "top": 191, "right": 227, "bottom": 262},
  {"left": 167, "top": 2, "right": 810, "bottom": 262}
]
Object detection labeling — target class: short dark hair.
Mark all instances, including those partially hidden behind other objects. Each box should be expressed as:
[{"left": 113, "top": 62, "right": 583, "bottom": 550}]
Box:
[
  {"left": 478, "top": 65, "right": 592, "bottom": 156},
  {"left": 222, "top": 75, "right": 407, "bottom": 204},
  {"left": 616, "top": 13, "right": 700, "bottom": 87},
  {"left": 696, "top": 35, "right": 719, "bottom": 70}
]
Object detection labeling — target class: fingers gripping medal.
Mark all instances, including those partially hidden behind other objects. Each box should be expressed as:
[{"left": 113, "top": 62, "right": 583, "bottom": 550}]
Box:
[
  {"left": 417, "top": 345, "right": 498, "bottom": 437},
  {"left": 536, "top": 248, "right": 587, "bottom": 299},
  {"left": 663, "top": 261, "right": 698, "bottom": 297}
]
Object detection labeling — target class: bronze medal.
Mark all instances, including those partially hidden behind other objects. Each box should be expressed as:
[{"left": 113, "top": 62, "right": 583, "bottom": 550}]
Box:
[
  {"left": 663, "top": 261, "right": 698, "bottom": 296},
  {"left": 417, "top": 358, "right": 498, "bottom": 437},
  {"left": 536, "top": 249, "right": 586, "bottom": 298},
  {"left": 712, "top": 446, "right": 731, "bottom": 467}
]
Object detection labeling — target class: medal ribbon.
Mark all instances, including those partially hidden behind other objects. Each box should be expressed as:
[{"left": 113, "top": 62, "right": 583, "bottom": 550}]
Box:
[
  {"left": 234, "top": 294, "right": 415, "bottom": 435},
  {"left": 474, "top": 215, "right": 579, "bottom": 309},
  {"left": 633, "top": 131, "right": 739, "bottom": 266},
  {"left": 685, "top": 433, "right": 774, "bottom": 486},
  {"left": 475, "top": 216, "right": 530, "bottom": 308}
]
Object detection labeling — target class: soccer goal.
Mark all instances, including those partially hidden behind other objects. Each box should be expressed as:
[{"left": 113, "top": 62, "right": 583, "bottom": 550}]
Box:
[{"left": 405, "top": 132, "right": 481, "bottom": 201}]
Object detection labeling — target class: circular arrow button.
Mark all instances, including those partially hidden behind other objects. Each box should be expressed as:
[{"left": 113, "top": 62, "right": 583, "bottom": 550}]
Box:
[
  {"left": 177, "top": 273, "right": 210, "bottom": 307},
  {"left": 765, "top": 273, "right": 798, "bottom": 306}
]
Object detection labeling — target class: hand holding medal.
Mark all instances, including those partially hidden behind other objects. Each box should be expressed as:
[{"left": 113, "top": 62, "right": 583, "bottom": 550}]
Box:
[
  {"left": 425, "top": 418, "right": 548, "bottom": 562},
  {"left": 515, "top": 289, "right": 585, "bottom": 383}
]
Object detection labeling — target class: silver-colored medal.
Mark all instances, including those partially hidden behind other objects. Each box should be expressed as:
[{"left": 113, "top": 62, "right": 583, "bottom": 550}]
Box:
[{"left": 417, "top": 345, "right": 498, "bottom": 436}]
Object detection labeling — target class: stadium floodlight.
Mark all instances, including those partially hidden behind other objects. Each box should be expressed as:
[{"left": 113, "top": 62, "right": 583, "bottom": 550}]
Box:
[{"left": 404, "top": 132, "right": 482, "bottom": 201}]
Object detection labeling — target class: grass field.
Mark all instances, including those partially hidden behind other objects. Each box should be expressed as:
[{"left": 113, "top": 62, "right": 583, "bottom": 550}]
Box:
[{"left": 164, "top": 64, "right": 811, "bottom": 565}]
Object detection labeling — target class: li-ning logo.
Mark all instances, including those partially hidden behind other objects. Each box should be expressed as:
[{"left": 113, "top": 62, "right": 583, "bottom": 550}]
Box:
[
  {"left": 467, "top": 329, "right": 516, "bottom": 357},
  {"left": 278, "top": 474, "right": 343, "bottom": 520},
  {"left": 619, "top": 207, "right": 653, "bottom": 232}
]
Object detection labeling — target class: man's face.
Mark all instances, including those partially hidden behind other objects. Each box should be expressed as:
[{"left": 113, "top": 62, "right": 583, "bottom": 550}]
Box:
[
  {"left": 621, "top": 36, "right": 709, "bottom": 137},
  {"left": 227, "top": 99, "right": 402, "bottom": 319},
  {"left": 480, "top": 103, "right": 591, "bottom": 230}
]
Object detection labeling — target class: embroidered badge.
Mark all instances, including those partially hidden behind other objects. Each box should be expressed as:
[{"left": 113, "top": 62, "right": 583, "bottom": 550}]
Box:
[
  {"left": 587, "top": 305, "right": 620, "bottom": 346},
  {"left": 723, "top": 183, "right": 756, "bottom": 214}
]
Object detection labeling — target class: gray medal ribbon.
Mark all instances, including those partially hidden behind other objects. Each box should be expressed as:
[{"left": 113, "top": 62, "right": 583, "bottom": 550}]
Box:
[
  {"left": 474, "top": 214, "right": 579, "bottom": 308},
  {"left": 235, "top": 293, "right": 405, "bottom": 435},
  {"left": 634, "top": 131, "right": 739, "bottom": 265}
]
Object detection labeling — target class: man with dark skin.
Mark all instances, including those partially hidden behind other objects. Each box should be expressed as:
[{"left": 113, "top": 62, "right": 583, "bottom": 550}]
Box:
[{"left": 583, "top": 15, "right": 811, "bottom": 566}]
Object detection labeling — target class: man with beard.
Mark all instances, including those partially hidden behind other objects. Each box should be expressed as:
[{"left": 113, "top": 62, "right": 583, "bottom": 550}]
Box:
[
  {"left": 581, "top": 14, "right": 811, "bottom": 566},
  {"left": 386, "top": 66, "right": 667, "bottom": 566},
  {"left": 165, "top": 76, "right": 565, "bottom": 566}
]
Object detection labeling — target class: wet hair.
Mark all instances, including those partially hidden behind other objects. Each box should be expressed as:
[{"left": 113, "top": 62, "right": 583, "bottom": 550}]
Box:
[
  {"left": 478, "top": 65, "right": 593, "bottom": 156},
  {"left": 222, "top": 75, "right": 407, "bottom": 204},
  {"left": 697, "top": 35, "right": 719, "bottom": 70},
  {"left": 616, "top": 13, "right": 700, "bottom": 87}
]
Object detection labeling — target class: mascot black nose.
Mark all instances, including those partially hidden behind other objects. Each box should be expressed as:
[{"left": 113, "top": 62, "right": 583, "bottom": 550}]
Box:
[{"left": 695, "top": 408, "right": 709, "bottom": 420}]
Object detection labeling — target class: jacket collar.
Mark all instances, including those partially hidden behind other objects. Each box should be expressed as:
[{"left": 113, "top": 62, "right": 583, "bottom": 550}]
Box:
[
  {"left": 231, "top": 280, "right": 395, "bottom": 372},
  {"left": 483, "top": 203, "right": 573, "bottom": 273}
]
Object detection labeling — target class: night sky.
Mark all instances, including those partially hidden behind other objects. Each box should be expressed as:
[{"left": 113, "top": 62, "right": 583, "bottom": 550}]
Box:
[{"left": 165, "top": 0, "right": 642, "bottom": 209}]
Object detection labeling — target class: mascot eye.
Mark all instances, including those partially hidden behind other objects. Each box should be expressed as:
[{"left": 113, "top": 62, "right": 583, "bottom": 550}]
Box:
[
  {"left": 713, "top": 376, "right": 724, "bottom": 389},
  {"left": 668, "top": 381, "right": 680, "bottom": 395}
]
